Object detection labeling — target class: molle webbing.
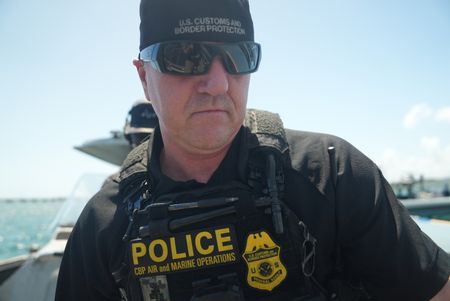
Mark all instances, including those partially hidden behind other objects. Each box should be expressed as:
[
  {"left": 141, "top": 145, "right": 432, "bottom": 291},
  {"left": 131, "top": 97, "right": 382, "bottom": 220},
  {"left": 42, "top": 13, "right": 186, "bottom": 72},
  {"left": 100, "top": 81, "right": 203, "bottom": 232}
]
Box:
[
  {"left": 244, "top": 109, "right": 289, "bottom": 203},
  {"left": 244, "top": 109, "right": 289, "bottom": 154},
  {"left": 118, "top": 133, "right": 152, "bottom": 192}
]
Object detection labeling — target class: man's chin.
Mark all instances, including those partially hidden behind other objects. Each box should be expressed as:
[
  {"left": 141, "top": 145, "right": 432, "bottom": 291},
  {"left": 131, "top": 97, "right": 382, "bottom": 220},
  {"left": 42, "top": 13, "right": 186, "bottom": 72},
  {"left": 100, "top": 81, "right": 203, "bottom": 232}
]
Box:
[{"left": 187, "top": 128, "right": 237, "bottom": 152}]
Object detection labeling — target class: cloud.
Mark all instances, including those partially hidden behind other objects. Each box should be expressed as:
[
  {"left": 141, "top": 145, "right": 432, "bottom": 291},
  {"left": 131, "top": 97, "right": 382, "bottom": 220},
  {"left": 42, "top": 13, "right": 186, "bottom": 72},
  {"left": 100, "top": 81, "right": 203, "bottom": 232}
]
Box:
[
  {"left": 381, "top": 103, "right": 450, "bottom": 183},
  {"left": 402, "top": 103, "right": 433, "bottom": 129},
  {"left": 435, "top": 106, "right": 450, "bottom": 123},
  {"left": 420, "top": 136, "right": 440, "bottom": 152},
  {"left": 378, "top": 136, "right": 450, "bottom": 182}
]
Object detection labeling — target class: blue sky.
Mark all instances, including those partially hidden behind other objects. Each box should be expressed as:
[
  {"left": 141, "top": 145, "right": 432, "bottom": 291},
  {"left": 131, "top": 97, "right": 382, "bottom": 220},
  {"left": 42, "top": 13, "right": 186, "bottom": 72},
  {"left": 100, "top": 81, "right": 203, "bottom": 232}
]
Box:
[{"left": 1, "top": 0, "right": 449, "bottom": 198}]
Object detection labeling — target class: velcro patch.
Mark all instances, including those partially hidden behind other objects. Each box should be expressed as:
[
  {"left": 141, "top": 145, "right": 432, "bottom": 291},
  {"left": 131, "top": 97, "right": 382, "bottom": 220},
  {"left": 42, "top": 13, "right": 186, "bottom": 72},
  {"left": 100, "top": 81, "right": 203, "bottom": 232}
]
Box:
[{"left": 130, "top": 225, "right": 239, "bottom": 277}]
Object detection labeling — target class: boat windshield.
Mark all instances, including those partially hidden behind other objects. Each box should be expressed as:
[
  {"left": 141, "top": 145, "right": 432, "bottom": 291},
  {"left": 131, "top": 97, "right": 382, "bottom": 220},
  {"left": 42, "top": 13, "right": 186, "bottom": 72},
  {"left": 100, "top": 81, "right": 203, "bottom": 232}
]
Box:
[{"left": 48, "top": 174, "right": 107, "bottom": 230}]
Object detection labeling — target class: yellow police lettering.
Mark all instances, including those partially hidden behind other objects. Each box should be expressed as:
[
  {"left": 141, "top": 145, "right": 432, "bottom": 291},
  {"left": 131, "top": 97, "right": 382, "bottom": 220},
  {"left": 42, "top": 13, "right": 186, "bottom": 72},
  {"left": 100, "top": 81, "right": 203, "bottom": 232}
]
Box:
[
  {"left": 215, "top": 228, "right": 233, "bottom": 252},
  {"left": 170, "top": 237, "right": 187, "bottom": 259},
  {"left": 130, "top": 226, "right": 238, "bottom": 276},
  {"left": 170, "top": 259, "right": 196, "bottom": 271},
  {"left": 132, "top": 242, "right": 147, "bottom": 265},
  {"left": 134, "top": 266, "right": 146, "bottom": 276},
  {"left": 185, "top": 234, "right": 194, "bottom": 257},
  {"left": 149, "top": 239, "right": 168, "bottom": 262},
  {"left": 148, "top": 265, "right": 158, "bottom": 273},
  {"left": 195, "top": 231, "right": 214, "bottom": 255},
  {"left": 159, "top": 264, "right": 170, "bottom": 272}
]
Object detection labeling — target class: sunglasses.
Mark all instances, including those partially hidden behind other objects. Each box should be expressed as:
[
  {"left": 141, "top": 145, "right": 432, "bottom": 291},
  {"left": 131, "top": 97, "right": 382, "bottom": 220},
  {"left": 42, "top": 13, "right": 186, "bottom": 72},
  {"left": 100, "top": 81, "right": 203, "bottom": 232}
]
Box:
[{"left": 139, "top": 41, "right": 261, "bottom": 75}]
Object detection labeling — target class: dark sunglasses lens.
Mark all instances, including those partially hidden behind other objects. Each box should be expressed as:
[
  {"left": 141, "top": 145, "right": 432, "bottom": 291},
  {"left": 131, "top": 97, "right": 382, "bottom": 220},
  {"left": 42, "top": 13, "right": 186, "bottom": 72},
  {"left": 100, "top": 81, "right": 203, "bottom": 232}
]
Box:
[
  {"left": 162, "top": 42, "right": 211, "bottom": 75},
  {"left": 141, "top": 42, "right": 260, "bottom": 75},
  {"left": 220, "top": 42, "right": 260, "bottom": 74}
]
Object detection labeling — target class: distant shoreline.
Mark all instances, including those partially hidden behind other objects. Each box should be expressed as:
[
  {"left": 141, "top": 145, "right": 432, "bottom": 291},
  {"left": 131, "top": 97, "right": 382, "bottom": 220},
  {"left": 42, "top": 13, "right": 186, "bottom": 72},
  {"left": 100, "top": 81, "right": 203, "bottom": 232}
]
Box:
[{"left": 0, "top": 198, "right": 65, "bottom": 203}]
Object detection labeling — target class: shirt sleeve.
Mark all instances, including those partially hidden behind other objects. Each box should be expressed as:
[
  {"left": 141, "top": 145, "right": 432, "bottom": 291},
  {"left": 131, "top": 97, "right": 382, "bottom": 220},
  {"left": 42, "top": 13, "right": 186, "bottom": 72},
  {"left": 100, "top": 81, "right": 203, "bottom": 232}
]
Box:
[
  {"left": 335, "top": 140, "right": 450, "bottom": 301},
  {"left": 55, "top": 182, "right": 125, "bottom": 301}
]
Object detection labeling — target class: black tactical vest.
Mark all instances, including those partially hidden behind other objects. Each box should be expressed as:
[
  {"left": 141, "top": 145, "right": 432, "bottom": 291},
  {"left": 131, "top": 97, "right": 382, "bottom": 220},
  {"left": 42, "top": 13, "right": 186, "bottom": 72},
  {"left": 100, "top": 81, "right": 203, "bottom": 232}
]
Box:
[{"left": 113, "top": 109, "right": 327, "bottom": 301}]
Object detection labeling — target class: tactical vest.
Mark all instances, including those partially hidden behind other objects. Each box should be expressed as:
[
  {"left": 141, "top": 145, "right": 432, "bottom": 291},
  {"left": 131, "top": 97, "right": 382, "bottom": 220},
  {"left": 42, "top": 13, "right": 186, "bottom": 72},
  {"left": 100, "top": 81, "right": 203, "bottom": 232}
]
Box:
[{"left": 112, "top": 110, "right": 356, "bottom": 301}]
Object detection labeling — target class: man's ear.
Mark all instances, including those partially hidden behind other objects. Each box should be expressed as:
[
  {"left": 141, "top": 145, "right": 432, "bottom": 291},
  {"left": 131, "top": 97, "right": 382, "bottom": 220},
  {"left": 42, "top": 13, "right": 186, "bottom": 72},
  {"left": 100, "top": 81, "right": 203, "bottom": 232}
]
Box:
[{"left": 133, "top": 59, "right": 151, "bottom": 101}]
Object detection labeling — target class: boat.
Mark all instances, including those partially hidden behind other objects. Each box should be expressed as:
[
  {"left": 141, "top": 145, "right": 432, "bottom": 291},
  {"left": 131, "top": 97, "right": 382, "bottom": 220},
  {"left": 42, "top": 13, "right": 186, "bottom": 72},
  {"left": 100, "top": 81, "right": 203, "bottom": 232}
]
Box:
[
  {"left": 0, "top": 255, "right": 28, "bottom": 286},
  {"left": 0, "top": 131, "right": 449, "bottom": 301},
  {"left": 0, "top": 174, "right": 106, "bottom": 300},
  {"left": 402, "top": 197, "right": 450, "bottom": 219},
  {"left": 74, "top": 130, "right": 130, "bottom": 166},
  {"left": 0, "top": 131, "right": 124, "bottom": 301},
  {"left": 391, "top": 174, "right": 450, "bottom": 200}
]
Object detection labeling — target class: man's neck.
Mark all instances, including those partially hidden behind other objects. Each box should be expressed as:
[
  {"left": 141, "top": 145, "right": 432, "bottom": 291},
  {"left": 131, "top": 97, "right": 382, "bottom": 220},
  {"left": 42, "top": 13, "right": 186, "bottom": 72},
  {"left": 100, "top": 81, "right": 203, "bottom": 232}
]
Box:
[{"left": 159, "top": 142, "right": 232, "bottom": 183}]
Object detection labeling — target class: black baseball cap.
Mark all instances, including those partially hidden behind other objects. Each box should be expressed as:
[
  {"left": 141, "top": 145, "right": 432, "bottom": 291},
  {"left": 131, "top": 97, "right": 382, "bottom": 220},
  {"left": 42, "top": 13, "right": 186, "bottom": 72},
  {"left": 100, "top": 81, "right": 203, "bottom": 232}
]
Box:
[
  {"left": 123, "top": 100, "right": 159, "bottom": 135},
  {"left": 139, "top": 0, "right": 254, "bottom": 51}
]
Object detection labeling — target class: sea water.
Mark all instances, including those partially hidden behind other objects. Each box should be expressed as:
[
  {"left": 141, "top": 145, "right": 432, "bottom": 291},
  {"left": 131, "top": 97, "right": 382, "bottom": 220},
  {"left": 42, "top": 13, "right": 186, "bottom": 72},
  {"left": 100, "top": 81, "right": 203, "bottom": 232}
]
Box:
[{"left": 0, "top": 198, "right": 64, "bottom": 260}]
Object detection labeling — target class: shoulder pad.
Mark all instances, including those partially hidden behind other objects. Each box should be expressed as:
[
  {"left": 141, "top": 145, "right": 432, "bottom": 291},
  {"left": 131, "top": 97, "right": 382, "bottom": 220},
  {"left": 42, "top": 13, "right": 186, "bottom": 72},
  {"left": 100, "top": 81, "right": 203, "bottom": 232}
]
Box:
[
  {"left": 118, "top": 140, "right": 149, "bottom": 185},
  {"left": 244, "top": 108, "right": 289, "bottom": 154}
]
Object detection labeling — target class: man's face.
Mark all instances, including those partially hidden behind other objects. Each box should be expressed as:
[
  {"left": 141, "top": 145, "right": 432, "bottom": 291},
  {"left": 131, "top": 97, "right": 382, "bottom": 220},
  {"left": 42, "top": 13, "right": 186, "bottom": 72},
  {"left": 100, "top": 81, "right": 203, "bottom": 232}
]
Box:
[{"left": 135, "top": 57, "right": 250, "bottom": 155}]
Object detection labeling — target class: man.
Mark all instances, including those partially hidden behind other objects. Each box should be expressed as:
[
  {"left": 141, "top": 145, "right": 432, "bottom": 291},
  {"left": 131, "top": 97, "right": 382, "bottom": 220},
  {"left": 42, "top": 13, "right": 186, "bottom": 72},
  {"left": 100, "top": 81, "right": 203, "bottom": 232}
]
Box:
[
  {"left": 56, "top": 0, "right": 450, "bottom": 300},
  {"left": 124, "top": 100, "right": 159, "bottom": 149},
  {"left": 102, "top": 100, "right": 159, "bottom": 188}
]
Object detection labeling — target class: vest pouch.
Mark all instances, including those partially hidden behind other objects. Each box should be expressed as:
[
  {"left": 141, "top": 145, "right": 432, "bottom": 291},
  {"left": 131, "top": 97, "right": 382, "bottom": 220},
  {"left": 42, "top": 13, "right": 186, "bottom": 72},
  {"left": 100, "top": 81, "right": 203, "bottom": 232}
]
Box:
[
  {"left": 128, "top": 181, "right": 317, "bottom": 301},
  {"left": 190, "top": 272, "right": 244, "bottom": 301}
]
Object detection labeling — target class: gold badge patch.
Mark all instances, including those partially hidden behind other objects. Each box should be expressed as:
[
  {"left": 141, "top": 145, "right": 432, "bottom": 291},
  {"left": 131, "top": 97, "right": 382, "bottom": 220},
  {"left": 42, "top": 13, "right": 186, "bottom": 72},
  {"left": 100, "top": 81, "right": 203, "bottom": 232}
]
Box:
[{"left": 242, "top": 231, "right": 287, "bottom": 291}]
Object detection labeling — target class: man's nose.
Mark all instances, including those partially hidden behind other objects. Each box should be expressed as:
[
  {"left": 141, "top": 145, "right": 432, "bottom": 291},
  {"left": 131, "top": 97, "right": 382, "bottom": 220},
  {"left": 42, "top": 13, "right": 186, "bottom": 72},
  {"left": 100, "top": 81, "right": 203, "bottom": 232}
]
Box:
[{"left": 197, "top": 58, "right": 229, "bottom": 96}]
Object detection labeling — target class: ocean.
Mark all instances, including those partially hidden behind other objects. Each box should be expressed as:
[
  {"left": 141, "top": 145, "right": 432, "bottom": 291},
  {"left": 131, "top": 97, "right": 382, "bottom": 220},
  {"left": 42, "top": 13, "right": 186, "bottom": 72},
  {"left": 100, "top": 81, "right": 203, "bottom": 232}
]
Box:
[
  {"left": 0, "top": 198, "right": 65, "bottom": 260},
  {"left": 0, "top": 177, "right": 449, "bottom": 261}
]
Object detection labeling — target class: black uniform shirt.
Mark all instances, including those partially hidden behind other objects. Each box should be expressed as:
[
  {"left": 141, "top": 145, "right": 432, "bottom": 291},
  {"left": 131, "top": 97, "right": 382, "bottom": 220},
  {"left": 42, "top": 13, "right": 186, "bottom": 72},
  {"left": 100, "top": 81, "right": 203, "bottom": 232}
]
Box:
[{"left": 56, "top": 127, "right": 450, "bottom": 301}]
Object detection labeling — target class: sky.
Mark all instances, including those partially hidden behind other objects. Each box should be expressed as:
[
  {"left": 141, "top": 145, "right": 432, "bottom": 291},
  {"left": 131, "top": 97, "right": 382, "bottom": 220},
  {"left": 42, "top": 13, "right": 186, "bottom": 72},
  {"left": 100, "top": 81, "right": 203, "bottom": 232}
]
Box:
[{"left": 1, "top": 0, "right": 449, "bottom": 198}]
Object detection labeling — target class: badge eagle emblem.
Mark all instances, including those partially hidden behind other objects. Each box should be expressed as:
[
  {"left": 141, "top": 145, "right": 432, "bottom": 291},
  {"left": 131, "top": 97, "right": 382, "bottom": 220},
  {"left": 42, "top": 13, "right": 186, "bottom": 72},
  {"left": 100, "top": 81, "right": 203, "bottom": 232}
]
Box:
[{"left": 242, "top": 231, "right": 287, "bottom": 291}]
